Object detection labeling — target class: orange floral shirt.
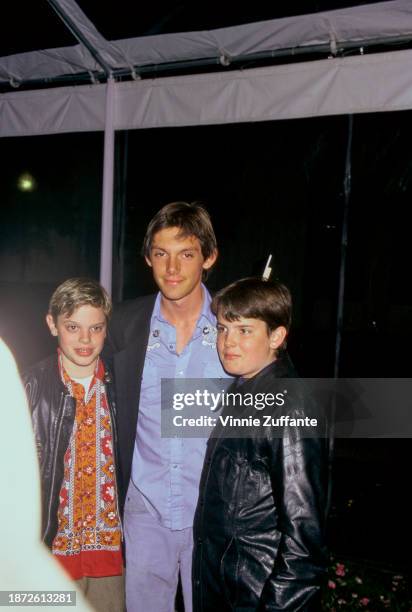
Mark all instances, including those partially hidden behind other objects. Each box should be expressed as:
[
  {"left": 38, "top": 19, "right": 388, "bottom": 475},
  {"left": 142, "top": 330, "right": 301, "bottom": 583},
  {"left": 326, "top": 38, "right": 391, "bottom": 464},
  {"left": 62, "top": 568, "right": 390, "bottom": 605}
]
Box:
[{"left": 52, "top": 357, "right": 123, "bottom": 579}]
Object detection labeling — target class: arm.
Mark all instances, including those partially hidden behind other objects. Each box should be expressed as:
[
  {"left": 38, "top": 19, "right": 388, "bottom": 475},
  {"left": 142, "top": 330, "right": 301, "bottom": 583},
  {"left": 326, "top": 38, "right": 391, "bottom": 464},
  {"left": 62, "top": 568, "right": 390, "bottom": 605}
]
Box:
[
  {"left": 258, "top": 414, "right": 328, "bottom": 611},
  {"left": 21, "top": 369, "right": 44, "bottom": 465}
]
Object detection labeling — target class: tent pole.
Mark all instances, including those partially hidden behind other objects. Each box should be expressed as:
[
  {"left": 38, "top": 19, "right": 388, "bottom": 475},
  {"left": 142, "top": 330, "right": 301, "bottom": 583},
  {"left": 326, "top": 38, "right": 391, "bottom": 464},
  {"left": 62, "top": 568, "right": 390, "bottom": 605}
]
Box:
[
  {"left": 334, "top": 114, "right": 353, "bottom": 378},
  {"left": 326, "top": 114, "right": 354, "bottom": 516},
  {"left": 99, "top": 76, "right": 115, "bottom": 295}
]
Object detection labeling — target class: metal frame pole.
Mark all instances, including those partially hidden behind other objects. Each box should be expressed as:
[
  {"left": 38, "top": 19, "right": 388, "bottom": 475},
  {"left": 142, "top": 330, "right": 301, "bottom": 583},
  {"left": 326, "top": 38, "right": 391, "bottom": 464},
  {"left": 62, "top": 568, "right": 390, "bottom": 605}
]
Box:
[{"left": 99, "top": 76, "right": 115, "bottom": 294}]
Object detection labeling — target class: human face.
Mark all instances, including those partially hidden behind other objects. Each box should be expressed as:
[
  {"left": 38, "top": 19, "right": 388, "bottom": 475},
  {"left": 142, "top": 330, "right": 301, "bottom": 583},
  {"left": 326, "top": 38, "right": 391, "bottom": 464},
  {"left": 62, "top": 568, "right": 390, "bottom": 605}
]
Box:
[
  {"left": 216, "top": 315, "right": 286, "bottom": 379},
  {"left": 46, "top": 305, "right": 107, "bottom": 378},
  {"left": 145, "top": 227, "right": 217, "bottom": 302}
]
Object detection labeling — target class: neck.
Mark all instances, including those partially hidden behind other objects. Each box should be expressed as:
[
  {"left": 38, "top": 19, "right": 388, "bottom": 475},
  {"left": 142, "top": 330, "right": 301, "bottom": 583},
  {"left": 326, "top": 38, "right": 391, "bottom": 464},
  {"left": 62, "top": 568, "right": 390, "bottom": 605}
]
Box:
[
  {"left": 160, "top": 285, "right": 204, "bottom": 326},
  {"left": 61, "top": 354, "right": 97, "bottom": 379}
]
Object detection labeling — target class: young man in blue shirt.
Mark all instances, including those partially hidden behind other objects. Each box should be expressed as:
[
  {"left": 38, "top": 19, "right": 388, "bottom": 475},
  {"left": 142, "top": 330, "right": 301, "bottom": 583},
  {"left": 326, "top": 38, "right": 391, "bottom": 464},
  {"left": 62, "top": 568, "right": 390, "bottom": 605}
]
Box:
[{"left": 107, "top": 202, "right": 228, "bottom": 612}]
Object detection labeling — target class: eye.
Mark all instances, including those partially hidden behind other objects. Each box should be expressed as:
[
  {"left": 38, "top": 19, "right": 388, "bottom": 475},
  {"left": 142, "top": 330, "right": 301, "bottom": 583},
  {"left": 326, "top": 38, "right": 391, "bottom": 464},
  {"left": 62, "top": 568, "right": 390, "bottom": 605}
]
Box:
[
  {"left": 91, "top": 325, "right": 105, "bottom": 333},
  {"left": 240, "top": 328, "right": 251, "bottom": 335},
  {"left": 216, "top": 325, "right": 226, "bottom": 334},
  {"left": 153, "top": 251, "right": 165, "bottom": 257},
  {"left": 65, "top": 324, "right": 78, "bottom": 332},
  {"left": 182, "top": 251, "right": 194, "bottom": 258}
]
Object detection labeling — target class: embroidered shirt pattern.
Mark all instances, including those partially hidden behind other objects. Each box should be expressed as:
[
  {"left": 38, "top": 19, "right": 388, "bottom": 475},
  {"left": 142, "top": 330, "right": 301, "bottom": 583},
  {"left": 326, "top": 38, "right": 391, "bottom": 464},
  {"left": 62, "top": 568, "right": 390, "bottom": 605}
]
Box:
[{"left": 52, "top": 357, "right": 122, "bottom": 579}]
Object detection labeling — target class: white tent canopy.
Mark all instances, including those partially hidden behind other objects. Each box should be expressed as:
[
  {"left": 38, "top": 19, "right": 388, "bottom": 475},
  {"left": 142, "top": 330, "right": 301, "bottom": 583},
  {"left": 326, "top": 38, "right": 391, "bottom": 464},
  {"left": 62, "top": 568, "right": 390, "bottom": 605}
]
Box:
[
  {"left": 2, "top": 0, "right": 412, "bottom": 87},
  {"left": 2, "top": 0, "right": 412, "bottom": 291}
]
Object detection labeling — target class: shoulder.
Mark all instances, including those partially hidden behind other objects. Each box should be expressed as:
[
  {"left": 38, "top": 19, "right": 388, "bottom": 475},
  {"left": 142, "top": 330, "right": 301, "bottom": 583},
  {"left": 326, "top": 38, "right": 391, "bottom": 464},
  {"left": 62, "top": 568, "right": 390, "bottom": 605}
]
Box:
[
  {"left": 107, "top": 294, "right": 157, "bottom": 351},
  {"left": 21, "top": 354, "right": 59, "bottom": 410},
  {"left": 113, "top": 294, "right": 156, "bottom": 317},
  {"left": 274, "top": 351, "right": 298, "bottom": 378},
  {"left": 111, "top": 294, "right": 156, "bottom": 328},
  {"left": 22, "top": 354, "right": 57, "bottom": 383},
  {"left": 250, "top": 352, "right": 297, "bottom": 392}
]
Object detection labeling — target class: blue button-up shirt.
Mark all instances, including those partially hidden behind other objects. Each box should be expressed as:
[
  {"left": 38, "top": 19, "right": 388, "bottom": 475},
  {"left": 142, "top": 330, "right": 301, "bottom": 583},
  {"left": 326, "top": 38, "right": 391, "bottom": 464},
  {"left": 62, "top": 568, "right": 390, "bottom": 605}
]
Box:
[{"left": 131, "top": 286, "right": 229, "bottom": 530}]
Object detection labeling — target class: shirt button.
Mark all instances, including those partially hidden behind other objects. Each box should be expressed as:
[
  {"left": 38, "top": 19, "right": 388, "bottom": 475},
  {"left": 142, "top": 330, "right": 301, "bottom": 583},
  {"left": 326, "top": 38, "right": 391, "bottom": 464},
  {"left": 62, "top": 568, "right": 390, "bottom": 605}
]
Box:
[
  {"left": 169, "top": 344, "right": 174, "bottom": 350},
  {"left": 173, "top": 464, "right": 178, "bottom": 469}
]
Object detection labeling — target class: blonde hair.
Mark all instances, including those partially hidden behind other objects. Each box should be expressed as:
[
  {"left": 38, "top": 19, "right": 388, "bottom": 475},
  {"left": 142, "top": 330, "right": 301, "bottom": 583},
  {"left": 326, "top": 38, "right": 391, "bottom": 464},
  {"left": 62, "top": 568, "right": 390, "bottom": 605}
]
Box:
[{"left": 48, "top": 278, "right": 112, "bottom": 322}]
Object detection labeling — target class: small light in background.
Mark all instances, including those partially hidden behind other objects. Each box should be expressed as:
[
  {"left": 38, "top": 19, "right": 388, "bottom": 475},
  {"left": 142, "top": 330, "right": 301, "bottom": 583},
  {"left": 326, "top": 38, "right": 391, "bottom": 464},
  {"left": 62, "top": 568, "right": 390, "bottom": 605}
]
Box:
[{"left": 17, "top": 172, "right": 37, "bottom": 192}]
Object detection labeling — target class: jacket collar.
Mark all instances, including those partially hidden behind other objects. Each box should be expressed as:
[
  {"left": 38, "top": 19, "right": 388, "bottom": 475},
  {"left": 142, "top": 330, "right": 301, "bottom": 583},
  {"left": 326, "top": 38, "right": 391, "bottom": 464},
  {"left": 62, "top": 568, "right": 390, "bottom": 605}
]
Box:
[{"left": 237, "top": 351, "right": 296, "bottom": 392}]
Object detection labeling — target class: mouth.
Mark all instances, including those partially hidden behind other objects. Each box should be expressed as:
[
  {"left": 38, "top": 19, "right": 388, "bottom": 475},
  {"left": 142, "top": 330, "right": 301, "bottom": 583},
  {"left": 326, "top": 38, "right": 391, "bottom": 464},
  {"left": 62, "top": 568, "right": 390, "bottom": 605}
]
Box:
[
  {"left": 164, "top": 278, "right": 183, "bottom": 285},
  {"left": 74, "top": 348, "right": 94, "bottom": 357},
  {"left": 223, "top": 353, "right": 241, "bottom": 361}
]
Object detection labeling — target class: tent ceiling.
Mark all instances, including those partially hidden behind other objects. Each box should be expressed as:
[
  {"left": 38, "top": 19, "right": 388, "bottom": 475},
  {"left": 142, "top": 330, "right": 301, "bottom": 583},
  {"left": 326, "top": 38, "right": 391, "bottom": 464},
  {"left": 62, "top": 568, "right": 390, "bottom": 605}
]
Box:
[
  {"left": 1, "top": 0, "right": 411, "bottom": 92},
  {"left": 0, "top": 0, "right": 393, "bottom": 59}
]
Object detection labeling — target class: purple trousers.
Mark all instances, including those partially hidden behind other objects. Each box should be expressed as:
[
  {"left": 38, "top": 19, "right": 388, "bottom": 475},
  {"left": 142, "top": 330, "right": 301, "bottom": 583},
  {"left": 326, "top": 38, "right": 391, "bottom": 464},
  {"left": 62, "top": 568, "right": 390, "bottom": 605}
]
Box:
[{"left": 124, "top": 482, "right": 193, "bottom": 612}]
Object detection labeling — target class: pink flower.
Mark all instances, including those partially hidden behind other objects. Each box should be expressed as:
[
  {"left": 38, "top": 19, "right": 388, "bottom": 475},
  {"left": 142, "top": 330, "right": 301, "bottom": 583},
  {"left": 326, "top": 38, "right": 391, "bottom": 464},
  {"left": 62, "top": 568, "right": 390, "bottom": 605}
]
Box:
[
  {"left": 360, "top": 598, "right": 370, "bottom": 606},
  {"left": 335, "top": 563, "right": 346, "bottom": 577},
  {"left": 328, "top": 580, "right": 336, "bottom": 589}
]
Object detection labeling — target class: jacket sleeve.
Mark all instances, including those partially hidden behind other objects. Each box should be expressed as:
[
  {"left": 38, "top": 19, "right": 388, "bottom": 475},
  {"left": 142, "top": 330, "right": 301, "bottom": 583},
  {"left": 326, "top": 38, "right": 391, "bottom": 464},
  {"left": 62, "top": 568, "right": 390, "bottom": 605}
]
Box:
[
  {"left": 21, "top": 370, "right": 38, "bottom": 412},
  {"left": 258, "top": 411, "right": 328, "bottom": 611},
  {"left": 21, "top": 370, "right": 46, "bottom": 469}
]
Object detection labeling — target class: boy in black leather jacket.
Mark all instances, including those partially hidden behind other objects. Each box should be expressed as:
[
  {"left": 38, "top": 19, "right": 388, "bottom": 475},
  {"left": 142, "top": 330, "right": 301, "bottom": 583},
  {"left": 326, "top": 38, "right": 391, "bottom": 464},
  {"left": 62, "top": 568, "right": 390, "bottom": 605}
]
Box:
[
  {"left": 23, "top": 278, "right": 124, "bottom": 612},
  {"left": 193, "top": 277, "right": 328, "bottom": 612}
]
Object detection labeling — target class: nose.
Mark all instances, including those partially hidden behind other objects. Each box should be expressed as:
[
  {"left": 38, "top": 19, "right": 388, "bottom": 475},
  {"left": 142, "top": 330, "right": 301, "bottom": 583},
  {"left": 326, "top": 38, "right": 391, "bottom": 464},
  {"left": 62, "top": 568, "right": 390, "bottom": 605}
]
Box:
[
  {"left": 224, "top": 330, "right": 236, "bottom": 348},
  {"left": 166, "top": 254, "right": 180, "bottom": 275},
  {"left": 79, "top": 328, "right": 91, "bottom": 344}
]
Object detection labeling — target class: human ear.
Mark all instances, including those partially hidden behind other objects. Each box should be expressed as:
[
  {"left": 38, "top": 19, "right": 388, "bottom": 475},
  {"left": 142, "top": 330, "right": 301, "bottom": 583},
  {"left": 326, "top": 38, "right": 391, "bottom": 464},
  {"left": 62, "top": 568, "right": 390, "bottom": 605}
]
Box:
[
  {"left": 145, "top": 255, "right": 153, "bottom": 268},
  {"left": 269, "top": 326, "right": 287, "bottom": 351},
  {"left": 202, "top": 249, "right": 218, "bottom": 270},
  {"left": 46, "top": 314, "right": 58, "bottom": 337}
]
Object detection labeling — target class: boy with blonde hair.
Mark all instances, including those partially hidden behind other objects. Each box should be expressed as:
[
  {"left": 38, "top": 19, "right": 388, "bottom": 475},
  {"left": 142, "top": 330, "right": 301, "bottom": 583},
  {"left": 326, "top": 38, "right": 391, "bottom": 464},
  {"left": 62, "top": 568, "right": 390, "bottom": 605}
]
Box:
[{"left": 23, "top": 278, "right": 124, "bottom": 612}]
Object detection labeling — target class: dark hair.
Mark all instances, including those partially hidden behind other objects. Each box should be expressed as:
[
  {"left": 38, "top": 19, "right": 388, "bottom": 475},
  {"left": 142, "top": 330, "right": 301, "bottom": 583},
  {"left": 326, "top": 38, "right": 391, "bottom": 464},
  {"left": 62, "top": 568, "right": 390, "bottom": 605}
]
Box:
[
  {"left": 142, "top": 201, "right": 217, "bottom": 261},
  {"left": 49, "top": 278, "right": 112, "bottom": 322},
  {"left": 212, "top": 277, "right": 292, "bottom": 349}
]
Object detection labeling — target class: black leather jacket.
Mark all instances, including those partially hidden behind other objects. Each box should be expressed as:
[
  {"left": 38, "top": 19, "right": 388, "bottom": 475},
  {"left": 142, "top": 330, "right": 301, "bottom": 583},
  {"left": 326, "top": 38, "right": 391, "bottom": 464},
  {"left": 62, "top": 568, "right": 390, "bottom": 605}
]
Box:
[
  {"left": 22, "top": 354, "right": 120, "bottom": 549},
  {"left": 193, "top": 353, "right": 328, "bottom": 612}
]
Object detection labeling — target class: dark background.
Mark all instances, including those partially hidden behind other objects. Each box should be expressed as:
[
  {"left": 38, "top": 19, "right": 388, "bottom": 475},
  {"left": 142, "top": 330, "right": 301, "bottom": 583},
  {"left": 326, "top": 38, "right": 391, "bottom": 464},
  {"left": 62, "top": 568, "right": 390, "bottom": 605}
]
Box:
[{"left": 3, "top": 112, "right": 412, "bottom": 379}]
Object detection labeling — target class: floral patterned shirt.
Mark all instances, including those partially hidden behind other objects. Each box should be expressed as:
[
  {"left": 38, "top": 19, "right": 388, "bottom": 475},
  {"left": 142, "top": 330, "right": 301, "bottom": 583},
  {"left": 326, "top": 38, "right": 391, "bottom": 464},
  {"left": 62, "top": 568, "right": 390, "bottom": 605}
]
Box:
[{"left": 52, "top": 356, "right": 123, "bottom": 579}]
